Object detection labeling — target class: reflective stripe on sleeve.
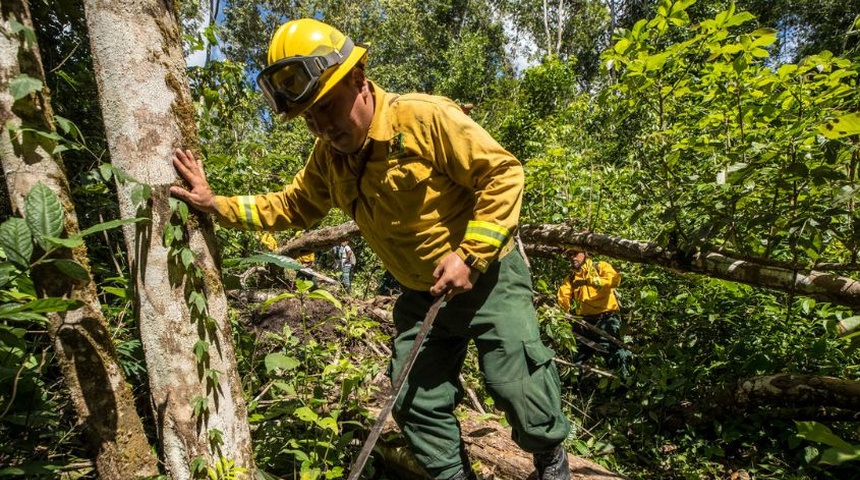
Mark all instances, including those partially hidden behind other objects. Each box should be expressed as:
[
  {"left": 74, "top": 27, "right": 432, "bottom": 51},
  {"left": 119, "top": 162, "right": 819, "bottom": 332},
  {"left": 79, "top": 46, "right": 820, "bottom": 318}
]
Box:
[
  {"left": 237, "top": 195, "right": 263, "bottom": 229},
  {"left": 464, "top": 220, "right": 509, "bottom": 249}
]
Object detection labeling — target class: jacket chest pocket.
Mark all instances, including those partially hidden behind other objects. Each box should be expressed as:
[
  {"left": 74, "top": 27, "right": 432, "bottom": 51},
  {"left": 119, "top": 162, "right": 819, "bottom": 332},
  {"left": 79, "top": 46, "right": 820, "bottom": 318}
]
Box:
[{"left": 383, "top": 159, "right": 434, "bottom": 192}]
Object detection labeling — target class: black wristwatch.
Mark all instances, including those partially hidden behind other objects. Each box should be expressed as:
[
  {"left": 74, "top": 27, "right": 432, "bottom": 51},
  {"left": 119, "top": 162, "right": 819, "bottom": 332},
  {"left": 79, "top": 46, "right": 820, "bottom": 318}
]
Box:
[{"left": 464, "top": 254, "right": 479, "bottom": 268}]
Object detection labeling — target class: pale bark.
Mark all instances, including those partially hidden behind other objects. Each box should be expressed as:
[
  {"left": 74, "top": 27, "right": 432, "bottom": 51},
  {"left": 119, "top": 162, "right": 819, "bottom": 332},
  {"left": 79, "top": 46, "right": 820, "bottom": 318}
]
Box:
[
  {"left": 0, "top": 2, "right": 158, "bottom": 478},
  {"left": 83, "top": 0, "right": 254, "bottom": 477}
]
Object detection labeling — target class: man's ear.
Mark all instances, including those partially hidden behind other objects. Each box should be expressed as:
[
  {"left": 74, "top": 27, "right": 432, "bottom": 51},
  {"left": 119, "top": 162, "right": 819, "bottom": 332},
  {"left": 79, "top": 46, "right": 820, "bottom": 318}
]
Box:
[{"left": 351, "top": 67, "right": 366, "bottom": 88}]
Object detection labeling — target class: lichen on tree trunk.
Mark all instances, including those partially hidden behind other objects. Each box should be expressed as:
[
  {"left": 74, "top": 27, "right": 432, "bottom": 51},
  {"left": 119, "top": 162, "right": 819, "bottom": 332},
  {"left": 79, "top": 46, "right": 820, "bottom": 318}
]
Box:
[{"left": 82, "top": 0, "right": 255, "bottom": 476}]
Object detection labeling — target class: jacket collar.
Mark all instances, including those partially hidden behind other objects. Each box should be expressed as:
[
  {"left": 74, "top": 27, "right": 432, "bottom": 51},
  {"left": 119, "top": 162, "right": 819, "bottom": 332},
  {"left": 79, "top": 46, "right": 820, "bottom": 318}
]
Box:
[{"left": 366, "top": 80, "right": 396, "bottom": 143}]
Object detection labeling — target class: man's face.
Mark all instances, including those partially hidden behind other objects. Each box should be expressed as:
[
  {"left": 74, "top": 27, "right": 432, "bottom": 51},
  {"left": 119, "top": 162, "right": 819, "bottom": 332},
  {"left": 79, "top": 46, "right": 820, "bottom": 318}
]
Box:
[
  {"left": 568, "top": 251, "right": 586, "bottom": 269},
  {"left": 301, "top": 69, "right": 374, "bottom": 154}
]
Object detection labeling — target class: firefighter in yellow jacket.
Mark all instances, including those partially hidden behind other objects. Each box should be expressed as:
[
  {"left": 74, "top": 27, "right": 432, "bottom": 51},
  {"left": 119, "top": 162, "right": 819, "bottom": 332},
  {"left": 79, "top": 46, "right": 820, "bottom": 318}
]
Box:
[
  {"left": 557, "top": 247, "right": 631, "bottom": 376},
  {"left": 170, "top": 18, "right": 570, "bottom": 480}
]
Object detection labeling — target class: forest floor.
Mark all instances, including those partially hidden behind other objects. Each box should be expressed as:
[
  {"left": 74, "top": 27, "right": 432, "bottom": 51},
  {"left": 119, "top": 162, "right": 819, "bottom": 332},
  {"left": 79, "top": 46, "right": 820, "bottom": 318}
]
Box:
[{"left": 233, "top": 285, "right": 624, "bottom": 480}]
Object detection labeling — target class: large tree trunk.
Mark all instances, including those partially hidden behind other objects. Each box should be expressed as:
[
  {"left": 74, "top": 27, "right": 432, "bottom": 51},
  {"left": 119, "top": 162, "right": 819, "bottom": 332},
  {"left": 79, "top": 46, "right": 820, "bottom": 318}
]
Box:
[
  {"left": 83, "top": 0, "right": 255, "bottom": 477},
  {"left": 0, "top": 2, "right": 159, "bottom": 478}
]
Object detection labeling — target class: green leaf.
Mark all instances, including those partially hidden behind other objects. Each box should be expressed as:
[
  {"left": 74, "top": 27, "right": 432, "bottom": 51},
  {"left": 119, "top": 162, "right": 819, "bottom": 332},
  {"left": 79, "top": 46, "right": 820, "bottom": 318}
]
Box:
[
  {"left": 645, "top": 51, "right": 671, "bottom": 71},
  {"left": 795, "top": 421, "right": 852, "bottom": 448},
  {"left": 264, "top": 352, "right": 300, "bottom": 374},
  {"left": 41, "top": 236, "right": 84, "bottom": 249},
  {"left": 9, "top": 74, "right": 42, "bottom": 101},
  {"left": 0, "top": 262, "right": 20, "bottom": 289},
  {"left": 46, "top": 259, "right": 90, "bottom": 282},
  {"left": 180, "top": 248, "right": 195, "bottom": 269},
  {"left": 725, "top": 11, "right": 755, "bottom": 27},
  {"left": 79, "top": 217, "right": 146, "bottom": 237},
  {"left": 0, "top": 461, "right": 59, "bottom": 477},
  {"left": 9, "top": 19, "right": 37, "bottom": 46},
  {"left": 316, "top": 416, "right": 339, "bottom": 434},
  {"left": 101, "top": 286, "right": 127, "bottom": 299},
  {"left": 819, "top": 112, "right": 860, "bottom": 139},
  {"left": 819, "top": 444, "right": 860, "bottom": 465},
  {"left": 194, "top": 340, "right": 210, "bottom": 362},
  {"left": 239, "top": 253, "right": 302, "bottom": 270},
  {"left": 130, "top": 183, "right": 151, "bottom": 208},
  {"left": 192, "top": 396, "right": 209, "bottom": 417},
  {"left": 307, "top": 289, "right": 342, "bottom": 310},
  {"left": 188, "top": 290, "right": 207, "bottom": 315},
  {"left": 24, "top": 183, "right": 64, "bottom": 247},
  {"left": 0, "top": 303, "right": 49, "bottom": 323},
  {"left": 19, "top": 297, "right": 83, "bottom": 314},
  {"left": 293, "top": 406, "right": 318, "bottom": 422},
  {"left": 177, "top": 200, "right": 189, "bottom": 224},
  {"left": 0, "top": 218, "right": 33, "bottom": 267},
  {"left": 613, "top": 38, "right": 631, "bottom": 54}
]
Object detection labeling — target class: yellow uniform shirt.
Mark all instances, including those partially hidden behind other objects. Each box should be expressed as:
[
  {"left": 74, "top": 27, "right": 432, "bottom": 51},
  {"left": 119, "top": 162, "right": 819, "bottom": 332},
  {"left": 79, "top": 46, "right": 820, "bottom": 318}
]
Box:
[
  {"left": 296, "top": 251, "right": 315, "bottom": 264},
  {"left": 213, "top": 82, "right": 523, "bottom": 290},
  {"left": 259, "top": 232, "right": 278, "bottom": 252},
  {"left": 556, "top": 259, "right": 620, "bottom": 316}
]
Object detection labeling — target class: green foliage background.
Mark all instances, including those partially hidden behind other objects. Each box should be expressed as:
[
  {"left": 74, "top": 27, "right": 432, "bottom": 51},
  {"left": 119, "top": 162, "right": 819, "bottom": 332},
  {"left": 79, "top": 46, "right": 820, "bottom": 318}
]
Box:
[{"left": 2, "top": 0, "right": 859, "bottom": 479}]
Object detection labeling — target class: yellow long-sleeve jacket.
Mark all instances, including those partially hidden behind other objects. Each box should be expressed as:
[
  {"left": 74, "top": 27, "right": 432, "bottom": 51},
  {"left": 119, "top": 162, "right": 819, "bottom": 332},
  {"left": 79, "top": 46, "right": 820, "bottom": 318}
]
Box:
[
  {"left": 212, "top": 82, "right": 522, "bottom": 291},
  {"left": 556, "top": 259, "right": 620, "bottom": 316}
]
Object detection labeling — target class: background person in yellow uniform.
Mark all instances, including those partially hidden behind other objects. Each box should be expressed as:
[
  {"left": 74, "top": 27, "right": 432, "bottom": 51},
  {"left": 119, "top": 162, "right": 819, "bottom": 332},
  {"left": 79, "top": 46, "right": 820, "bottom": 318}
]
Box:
[
  {"left": 295, "top": 249, "right": 318, "bottom": 290},
  {"left": 557, "top": 247, "right": 631, "bottom": 377},
  {"left": 171, "top": 18, "right": 571, "bottom": 480},
  {"left": 259, "top": 232, "right": 278, "bottom": 252}
]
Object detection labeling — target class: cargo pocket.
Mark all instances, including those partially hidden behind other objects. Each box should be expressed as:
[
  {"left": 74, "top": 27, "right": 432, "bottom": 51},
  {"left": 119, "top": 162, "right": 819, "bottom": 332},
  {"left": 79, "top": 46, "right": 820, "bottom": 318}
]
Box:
[{"left": 521, "top": 339, "right": 560, "bottom": 429}]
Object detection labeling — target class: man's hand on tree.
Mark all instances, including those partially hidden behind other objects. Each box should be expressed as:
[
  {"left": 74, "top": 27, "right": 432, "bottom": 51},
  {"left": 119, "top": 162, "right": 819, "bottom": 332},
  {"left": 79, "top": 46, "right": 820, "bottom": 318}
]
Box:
[{"left": 170, "top": 148, "right": 217, "bottom": 213}]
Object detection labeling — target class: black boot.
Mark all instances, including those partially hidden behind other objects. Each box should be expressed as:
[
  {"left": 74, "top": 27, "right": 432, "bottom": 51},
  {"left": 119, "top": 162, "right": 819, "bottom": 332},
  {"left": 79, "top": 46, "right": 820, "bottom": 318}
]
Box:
[{"left": 533, "top": 445, "right": 570, "bottom": 480}]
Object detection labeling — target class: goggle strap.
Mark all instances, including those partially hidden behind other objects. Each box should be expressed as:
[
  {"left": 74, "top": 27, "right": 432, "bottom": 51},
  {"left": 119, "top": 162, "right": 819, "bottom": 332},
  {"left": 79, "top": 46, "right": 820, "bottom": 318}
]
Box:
[{"left": 314, "top": 37, "right": 355, "bottom": 72}]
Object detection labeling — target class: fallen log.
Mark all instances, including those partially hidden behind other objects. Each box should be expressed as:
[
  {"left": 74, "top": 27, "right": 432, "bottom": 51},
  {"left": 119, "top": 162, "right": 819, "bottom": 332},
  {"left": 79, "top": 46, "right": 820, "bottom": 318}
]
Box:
[
  {"left": 275, "top": 222, "right": 860, "bottom": 310},
  {"left": 519, "top": 224, "right": 860, "bottom": 310},
  {"left": 366, "top": 405, "right": 625, "bottom": 480}
]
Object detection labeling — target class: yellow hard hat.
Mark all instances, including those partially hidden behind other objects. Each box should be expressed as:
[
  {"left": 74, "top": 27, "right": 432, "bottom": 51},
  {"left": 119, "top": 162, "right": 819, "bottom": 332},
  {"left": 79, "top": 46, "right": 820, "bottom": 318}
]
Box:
[{"left": 257, "top": 18, "right": 368, "bottom": 119}]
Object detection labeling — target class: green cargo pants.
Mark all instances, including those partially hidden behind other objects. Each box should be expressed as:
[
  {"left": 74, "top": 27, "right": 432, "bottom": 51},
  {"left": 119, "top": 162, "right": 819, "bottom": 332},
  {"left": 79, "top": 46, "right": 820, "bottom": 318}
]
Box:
[{"left": 390, "top": 250, "right": 571, "bottom": 479}]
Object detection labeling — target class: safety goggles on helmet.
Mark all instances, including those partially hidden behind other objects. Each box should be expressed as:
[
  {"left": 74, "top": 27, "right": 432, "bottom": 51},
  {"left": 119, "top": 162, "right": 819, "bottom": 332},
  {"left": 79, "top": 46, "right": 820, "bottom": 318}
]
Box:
[{"left": 257, "top": 38, "right": 355, "bottom": 115}]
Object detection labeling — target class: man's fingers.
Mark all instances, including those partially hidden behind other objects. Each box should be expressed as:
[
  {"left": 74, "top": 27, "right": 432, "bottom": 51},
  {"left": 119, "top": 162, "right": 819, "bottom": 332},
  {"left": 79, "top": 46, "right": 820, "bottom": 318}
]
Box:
[{"left": 169, "top": 186, "right": 190, "bottom": 202}]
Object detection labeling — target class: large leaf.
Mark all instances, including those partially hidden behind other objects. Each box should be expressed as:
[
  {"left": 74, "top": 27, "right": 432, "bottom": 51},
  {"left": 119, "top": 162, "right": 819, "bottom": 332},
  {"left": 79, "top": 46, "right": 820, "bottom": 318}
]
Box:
[
  {"left": 264, "top": 352, "right": 300, "bottom": 374},
  {"left": 24, "top": 183, "right": 64, "bottom": 248},
  {"left": 819, "top": 112, "right": 860, "bottom": 139},
  {"left": 0, "top": 303, "right": 48, "bottom": 323},
  {"left": 45, "top": 259, "right": 90, "bottom": 282},
  {"left": 8, "top": 74, "right": 43, "bottom": 101},
  {"left": 18, "top": 297, "right": 84, "bottom": 314},
  {"left": 795, "top": 421, "right": 851, "bottom": 449},
  {"left": 0, "top": 262, "right": 20, "bottom": 289},
  {"left": 239, "top": 252, "right": 302, "bottom": 270},
  {"left": 78, "top": 216, "right": 147, "bottom": 237},
  {"left": 0, "top": 218, "right": 33, "bottom": 267},
  {"left": 819, "top": 444, "right": 860, "bottom": 465}
]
